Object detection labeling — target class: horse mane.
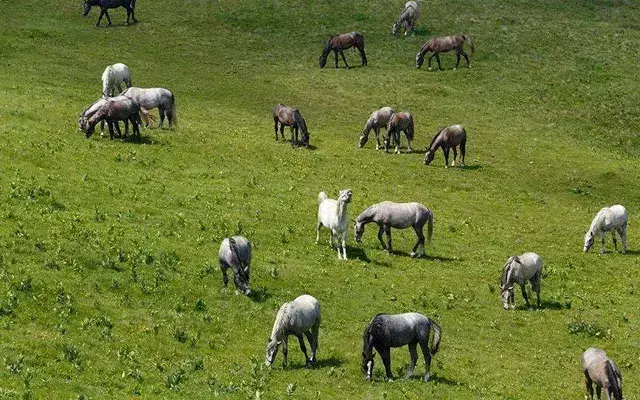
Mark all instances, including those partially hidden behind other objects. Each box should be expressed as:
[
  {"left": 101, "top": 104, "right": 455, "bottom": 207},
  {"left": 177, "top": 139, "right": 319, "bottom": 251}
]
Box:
[
  {"left": 500, "top": 256, "right": 517, "bottom": 286},
  {"left": 460, "top": 34, "right": 475, "bottom": 54},
  {"left": 227, "top": 237, "right": 247, "bottom": 270},
  {"left": 427, "top": 127, "right": 446, "bottom": 150},
  {"left": 271, "top": 302, "right": 292, "bottom": 341},
  {"left": 356, "top": 204, "right": 378, "bottom": 223},
  {"left": 604, "top": 360, "right": 622, "bottom": 399},
  {"left": 588, "top": 208, "right": 607, "bottom": 235}
]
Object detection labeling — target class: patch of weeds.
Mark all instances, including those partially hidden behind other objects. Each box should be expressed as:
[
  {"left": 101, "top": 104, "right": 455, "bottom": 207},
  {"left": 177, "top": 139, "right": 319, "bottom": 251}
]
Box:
[
  {"left": 567, "top": 317, "right": 610, "bottom": 338},
  {"left": 195, "top": 299, "right": 206, "bottom": 312},
  {"left": 5, "top": 354, "right": 25, "bottom": 374},
  {"left": 174, "top": 328, "right": 188, "bottom": 343},
  {"left": 62, "top": 343, "right": 82, "bottom": 370},
  {"left": 165, "top": 367, "right": 186, "bottom": 391},
  {"left": 55, "top": 283, "right": 73, "bottom": 318},
  {"left": 117, "top": 346, "right": 143, "bottom": 382}
]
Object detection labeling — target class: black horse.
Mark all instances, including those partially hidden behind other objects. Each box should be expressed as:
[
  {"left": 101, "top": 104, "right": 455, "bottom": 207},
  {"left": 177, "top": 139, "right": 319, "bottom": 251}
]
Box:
[{"left": 83, "top": 0, "right": 137, "bottom": 27}]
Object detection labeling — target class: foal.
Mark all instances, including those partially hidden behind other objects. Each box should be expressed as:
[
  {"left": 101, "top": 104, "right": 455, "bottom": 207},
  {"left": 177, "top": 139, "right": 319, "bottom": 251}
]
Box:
[{"left": 319, "top": 32, "right": 367, "bottom": 69}]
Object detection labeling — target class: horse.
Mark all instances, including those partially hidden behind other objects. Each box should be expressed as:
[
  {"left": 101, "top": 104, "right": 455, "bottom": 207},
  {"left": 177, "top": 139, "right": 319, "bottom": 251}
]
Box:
[
  {"left": 102, "top": 63, "right": 132, "bottom": 98},
  {"left": 316, "top": 189, "right": 352, "bottom": 260},
  {"left": 83, "top": 0, "right": 137, "bottom": 27},
  {"left": 265, "top": 294, "right": 321, "bottom": 369},
  {"left": 358, "top": 107, "right": 396, "bottom": 149},
  {"left": 424, "top": 125, "right": 467, "bottom": 167},
  {"left": 581, "top": 348, "right": 623, "bottom": 400},
  {"left": 392, "top": 1, "right": 419, "bottom": 37},
  {"left": 362, "top": 313, "right": 441, "bottom": 382},
  {"left": 584, "top": 205, "right": 628, "bottom": 254},
  {"left": 354, "top": 202, "right": 433, "bottom": 258},
  {"left": 79, "top": 97, "right": 108, "bottom": 134},
  {"left": 121, "top": 87, "right": 177, "bottom": 128},
  {"left": 384, "top": 112, "right": 414, "bottom": 154},
  {"left": 218, "top": 236, "right": 252, "bottom": 295},
  {"left": 272, "top": 104, "right": 310, "bottom": 147},
  {"left": 82, "top": 95, "right": 141, "bottom": 139},
  {"left": 500, "top": 253, "right": 542, "bottom": 310},
  {"left": 416, "top": 34, "right": 475, "bottom": 71},
  {"left": 319, "top": 32, "right": 367, "bottom": 69}
]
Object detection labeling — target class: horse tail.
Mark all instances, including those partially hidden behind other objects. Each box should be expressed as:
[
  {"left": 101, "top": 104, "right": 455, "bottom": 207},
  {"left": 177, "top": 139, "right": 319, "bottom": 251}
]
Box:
[
  {"left": 131, "top": 0, "right": 136, "bottom": 9},
  {"left": 406, "top": 115, "right": 415, "bottom": 141},
  {"left": 430, "top": 320, "right": 441, "bottom": 355},
  {"left": 168, "top": 93, "right": 177, "bottom": 127},
  {"left": 228, "top": 237, "right": 248, "bottom": 276},
  {"left": 605, "top": 360, "right": 623, "bottom": 400},
  {"left": 462, "top": 34, "right": 475, "bottom": 54},
  {"left": 318, "top": 191, "right": 328, "bottom": 204},
  {"left": 426, "top": 209, "right": 433, "bottom": 244}
]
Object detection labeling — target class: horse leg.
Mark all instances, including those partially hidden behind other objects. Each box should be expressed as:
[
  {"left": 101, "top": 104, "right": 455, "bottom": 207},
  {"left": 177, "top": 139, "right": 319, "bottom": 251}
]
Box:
[
  {"left": 290, "top": 126, "right": 295, "bottom": 147},
  {"left": 454, "top": 51, "right": 461, "bottom": 70},
  {"left": 451, "top": 146, "right": 458, "bottom": 167},
  {"left": 406, "top": 342, "right": 418, "bottom": 379},
  {"left": 339, "top": 50, "right": 350, "bottom": 69},
  {"left": 104, "top": 9, "right": 112, "bottom": 26},
  {"left": 619, "top": 224, "right": 627, "bottom": 253},
  {"left": 374, "top": 126, "right": 380, "bottom": 150},
  {"left": 612, "top": 230, "right": 618, "bottom": 252},
  {"left": 220, "top": 263, "right": 229, "bottom": 288},
  {"left": 280, "top": 123, "right": 285, "bottom": 141},
  {"left": 419, "top": 341, "right": 432, "bottom": 382},
  {"left": 427, "top": 53, "right": 435, "bottom": 70},
  {"left": 341, "top": 230, "right": 348, "bottom": 260},
  {"left": 385, "top": 227, "right": 393, "bottom": 254},
  {"left": 274, "top": 120, "right": 279, "bottom": 142},
  {"left": 158, "top": 107, "right": 165, "bottom": 129},
  {"left": 96, "top": 9, "right": 106, "bottom": 26},
  {"left": 130, "top": 2, "right": 137, "bottom": 23},
  {"left": 358, "top": 45, "right": 367, "bottom": 66},
  {"left": 435, "top": 53, "right": 442, "bottom": 70},
  {"left": 460, "top": 138, "right": 466, "bottom": 167},
  {"left": 305, "top": 328, "right": 318, "bottom": 365},
  {"left": 443, "top": 146, "right": 451, "bottom": 168},
  {"left": 332, "top": 229, "right": 341, "bottom": 259},
  {"left": 595, "top": 385, "right": 601, "bottom": 400},
  {"left": 378, "top": 347, "right": 393, "bottom": 381},
  {"left": 520, "top": 283, "right": 530, "bottom": 308},
  {"left": 600, "top": 231, "right": 606, "bottom": 253},
  {"left": 315, "top": 221, "right": 322, "bottom": 244},
  {"left": 296, "top": 334, "right": 310, "bottom": 367},
  {"left": 532, "top": 273, "right": 541, "bottom": 308},
  {"left": 334, "top": 50, "right": 339, "bottom": 68},
  {"left": 377, "top": 225, "right": 388, "bottom": 251},
  {"left": 461, "top": 50, "right": 470, "bottom": 67},
  {"left": 411, "top": 226, "right": 425, "bottom": 258},
  {"left": 282, "top": 335, "right": 289, "bottom": 368},
  {"left": 394, "top": 131, "right": 401, "bottom": 154}
]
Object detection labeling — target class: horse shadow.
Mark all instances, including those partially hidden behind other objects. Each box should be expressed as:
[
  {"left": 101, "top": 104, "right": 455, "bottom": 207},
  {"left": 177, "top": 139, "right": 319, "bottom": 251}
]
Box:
[
  {"left": 348, "top": 247, "right": 371, "bottom": 263},
  {"left": 413, "top": 26, "right": 431, "bottom": 37},
  {"left": 621, "top": 249, "right": 640, "bottom": 255},
  {"left": 122, "top": 135, "right": 157, "bottom": 145},
  {"left": 248, "top": 287, "right": 271, "bottom": 303},
  {"left": 461, "top": 164, "right": 482, "bottom": 171},
  {"left": 286, "top": 356, "right": 344, "bottom": 371},
  {"left": 538, "top": 299, "right": 571, "bottom": 311},
  {"left": 388, "top": 251, "right": 459, "bottom": 263}
]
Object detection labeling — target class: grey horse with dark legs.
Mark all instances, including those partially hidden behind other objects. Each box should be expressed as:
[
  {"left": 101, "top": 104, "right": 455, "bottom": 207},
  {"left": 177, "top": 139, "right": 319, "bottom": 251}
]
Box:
[
  {"left": 272, "top": 104, "right": 310, "bottom": 147},
  {"left": 354, "top": 202, "right": 433, "bottom": 258},
  {"left": 424, "top": 124, "right": 467, "bottom": 167},
  {"left": 83, "top": 0, "right": 137, "bottom": 27},
  {"left": 499, "top": 252, "right": 542, "bottom": 310},
  {"left": 392, "top": 1, "right": 419, "bottom": 36},
  {"left": 416, "top": 34, "right": 474, "bottom": 71},
  {"left": 121, "top": 87, "right": 177, "bottom": 128},
  {"left": 319, "top": 32, "right": 367, "bottom": 69},
  {"left": 82, "top": 95, "right": 141, "bottom": 139},
  {"left": 218, "top": 236, "right": 251, "bottom": 295},
  {"left": 359, "top": 107, "right": 395, "bottom": 149},
  {"left": 362, "top": 313, "right": 441, "bottom": 382},
  {"left": 581, "top": 348, "right": 623, "bottom": 400}
]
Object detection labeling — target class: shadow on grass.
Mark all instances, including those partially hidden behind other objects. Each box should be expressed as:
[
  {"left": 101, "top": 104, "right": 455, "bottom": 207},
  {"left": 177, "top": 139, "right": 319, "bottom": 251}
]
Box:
[
  {"left": 348, "top": 247, "right": 371, "bottom": 263},
  {"left": 122, "top": 135, "right": 158, "bottom": 145},
  {"left": 413, "top": 26, "right": 431, "bottom": 37},
  {"left": 539, "top": 299, "right": 571, "bottom": 310},
  {"left": 248, "top": 287, "right": 271, "bottom": 303},
  {"left": 314, "top": 356, "right": 345, "bottom": 369},
  {"left": 462, "top": 164, "right": 482, "bottom": 171},
  {"left": 621, "top": 249, "right": 640, "bottom": 255},
  {"left": 386, "top": 250, "right": 459, "bottom": 262}
]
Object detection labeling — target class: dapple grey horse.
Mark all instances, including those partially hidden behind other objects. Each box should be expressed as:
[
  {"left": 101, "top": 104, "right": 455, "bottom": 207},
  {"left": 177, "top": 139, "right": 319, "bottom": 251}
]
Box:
[
  {"left": 584, "top": 205, "right": 628, "bottom": 254},
  {"left": 582, "top": 348, "right": 623, "bottom": 400},
  {"left": 266, "top": 294, "right": 321, "bottom": 369},
  {"left": 359, "top": 107, "right": 396, "bottom": 149},
  {"left": 500, "top": 252, "right": 542, "bottom": 310},
  {"left": 424, "top": 124, "right": 467, "bottom": 167},
  {"left": 82, "top": 95, "right": 141, "bottom": 139},
  {"left": 218, "top": 236, "right": 251, "bottom": 295},
  {"left": 354, "top": 201, "right": 433, "bottom": 258},
  {"left": 122, "top": 87, "right": 177, "bottom": 128},
  {"left": 362, "top": 313, "right": 441, "bottom": 382},
  {"left": 392, "top": 1, "right": 419, "bottom": 36},
  {"left": 384, "top": 112, "right": 414, "bottom": 154}
]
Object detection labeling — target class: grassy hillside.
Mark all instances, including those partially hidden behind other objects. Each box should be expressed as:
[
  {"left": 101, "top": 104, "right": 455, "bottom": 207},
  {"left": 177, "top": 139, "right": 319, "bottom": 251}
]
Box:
[{"left": 0, "top": 0, "right": 639, "bottom": 398}]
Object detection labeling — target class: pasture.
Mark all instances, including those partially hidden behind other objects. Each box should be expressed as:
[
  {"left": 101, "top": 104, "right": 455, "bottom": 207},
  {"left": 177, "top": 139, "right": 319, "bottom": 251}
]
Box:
[{"left": 1, "top": 0, "right": 639, "bottom": 398}]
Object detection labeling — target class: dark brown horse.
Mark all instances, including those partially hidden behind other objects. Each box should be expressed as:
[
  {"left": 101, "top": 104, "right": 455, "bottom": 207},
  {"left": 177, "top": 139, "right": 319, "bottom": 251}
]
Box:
[
  {"left": 416, "top": 35, "right": 474, "bottom": 71},
  {"left": 319, "top": 32, "right": 367, "bottom": 69},
  {"left": 424, "top": 125, "right": 467, "bottom": 167},
  {"left": 83, "top": 0, "right": 137, "bottom": 27},
  {"left": 272, "top": 104, "right": 310, "bottom": 147},
  {"left": 384, "top": 112, "right": 414, "bottom": 154}
]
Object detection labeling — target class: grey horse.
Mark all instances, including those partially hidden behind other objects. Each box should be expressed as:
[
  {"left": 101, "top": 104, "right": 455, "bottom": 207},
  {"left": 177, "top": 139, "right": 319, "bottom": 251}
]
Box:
[
  {"left": 82, "top": 95, "right": 141, "bottom": 139},
  {"left": 384, "top": 112, "right": 414, "bottom": 154},
  {"left": 121, "top": 87, "right": 177, "bottom": 128},
  {"left": 500, "top": 252, "right": 542, "bottom": 310},
  {"left": 218, "top": 236, "right": 251, "bottom": 295},
  {"left": 358, "top": 107, "right": 396, "bottom": 149},
  {"left": 272, "top": 104, "right": 310, "bottom": 147},
  {"left": 424, "top": 124, "right": 467, "bottom": 167},
  {"left": 582, "top": 348, "right": 623, "bottom": 400},
  {"left": 354, "top": 201, "right": 433, "bottom": 257},
  {"left": 392, "top": 1, "right": 419, "bottom": 36},
  {"left": 362, "top": 313, "right": 441, "bottom": 382}
]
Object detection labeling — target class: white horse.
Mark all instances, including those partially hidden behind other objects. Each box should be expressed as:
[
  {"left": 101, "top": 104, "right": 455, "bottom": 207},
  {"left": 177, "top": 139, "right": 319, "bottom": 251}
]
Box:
[
  {"left": 392, "top": 1, "right": 420, "bottom": 36},
  {"left": 584, "top": 205, "right": 628, "bottom": 254},
  {"left": 582, "top": 348, "right": 623, "bottom": 400},
  {"left": 265, "top": 294, "right": 321, "bottom": 369},
  {"left": 218, "top": 236, "right": 251, "bottom": 295},
  {"left": 358, "top": 106, "right": 396, "bottom": 149},
  {"left": 316, "top": 189, "right": 353, "bottom": 260},
  {"left": 121, "top": 87, "right": 177, "bottom": 128},
  {"left": 102, "top": 63, "right": 132, "bottom": 97},
  {"left": 500, "top": 252, "right": 542, "bottom": 310}
]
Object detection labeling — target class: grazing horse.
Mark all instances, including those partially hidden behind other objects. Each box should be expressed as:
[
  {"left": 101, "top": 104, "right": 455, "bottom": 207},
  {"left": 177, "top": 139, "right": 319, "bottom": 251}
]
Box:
[
  {"left": 265, "top": 295, "right": 321, "bottom": 369},
  {"left": 79, "top": 97, "right": 109, "bottom": 133},
  {"left": 584, "top": 205, "right": 628, "bottom": 254},
  {"left": 102, "top": 63, "right": 132, "bottom": 98},
  {"left": 581, "top": 348, "right": 623, "bottom": 400},
  {"left": 424, "top": 125, "right": 467, "bottom": 167},
  {"left": 500, "top": 253, "right": 542, "bottom": 310},
  {"left": 359, "top": 107, "right": 396, "bottom": 149},
  {"left": 416, "top": 34, "right": 475, "bottom": 70},
  {"left": 362, "top": 313, "right": 441, "bottom": 382},
  {"left": 316, "top": 189, "right": 352, "bottom": 260},
  {"left": 272, "top": 104, "right": 309, "bottom": 147},
  {"left": 354, "top": 202, "right": 433, "bottom": 258},
  {"left": 392, "top": 1, "right": 420, "bottom": 36},
  {"left": 82, "top": 96, "right": 141, "bottom": 139},
  {"left": 83, "top": 0, "right": 137, "bottom": 27},
  {"left": 218, "top": 236, "right": 252, "bottom": 295},
  {"left": 319, "top": 32, "right": 367, "bottom": 69},
  {"left": 121, "top": 87, "right": 177, "bottom": 128},
  {"left": 384, "top": 112, "right": 414, "bottom": 154}
]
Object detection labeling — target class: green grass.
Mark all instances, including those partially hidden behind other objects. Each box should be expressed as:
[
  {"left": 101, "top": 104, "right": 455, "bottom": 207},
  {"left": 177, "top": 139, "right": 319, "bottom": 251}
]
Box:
[{"left": 1, "top": 0, "right": 640, "bottom": 398}]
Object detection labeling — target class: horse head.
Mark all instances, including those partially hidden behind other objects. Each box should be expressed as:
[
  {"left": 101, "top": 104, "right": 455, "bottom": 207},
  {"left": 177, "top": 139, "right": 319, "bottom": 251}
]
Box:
[
  {"left": 318, "top": 54, "right": 327, "bottom": 68},
  {"left": 265, "top": 338, "right": 281, "bottom": 367},
  {"left": 583, "top": 231, "right": 594, "bottom": 253},
  {"left": 354, "top": 220, "right": 365, "bottom": 243},
  {"left": 391, "top": 22, "right": 399, "bottom": 36},
  {"left": 361, "top": 350, "right": 375, "bottom": 380},
  {"left": 338, "top": 189, "right": 352, "bottom": 204},
  {"left": 424, "top": 149, "right": 435, "bottom": 165},
  {"left": 500, "top": 285, "right": 514, "bottom": 310},
  {"left": 415, "top": 52, "right": 424, "bottom": 68}
]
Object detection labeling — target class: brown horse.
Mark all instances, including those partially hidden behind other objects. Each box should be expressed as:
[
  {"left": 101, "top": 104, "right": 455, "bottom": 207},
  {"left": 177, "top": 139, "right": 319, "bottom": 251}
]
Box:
[
  {"left": 272, "top": 104, "right": 310, "bottom": 147},
  {"left": 82, "top": 96, "right": 141, "bottom": 139},
  {"left": 319, "top": 32, "right": 367, "bottom": 69},
  {"left": 424, "top": 125, "right": 467, "bottom": 167},
  {"left": 416, "top": 35, "right": 474, "bottom": 71},
  {"left": 384, "top": 112, "right": 414, "bottom": 154}
]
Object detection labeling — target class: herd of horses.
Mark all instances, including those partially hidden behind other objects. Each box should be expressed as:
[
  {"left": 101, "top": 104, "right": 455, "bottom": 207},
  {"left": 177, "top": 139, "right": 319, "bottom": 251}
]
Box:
[{"left": 75, "top": 1, "right": 628, "bottom": 398}]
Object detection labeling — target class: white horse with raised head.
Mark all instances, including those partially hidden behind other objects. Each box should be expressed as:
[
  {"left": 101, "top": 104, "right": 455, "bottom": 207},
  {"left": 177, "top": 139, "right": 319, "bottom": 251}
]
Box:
[
  {"left": 582, "top": 348, "right": 623, "bottom": 400},
  {"left": 121, "top": 87, "right": 177, "bottom": 128},
  {"left": 584, "top": 205, "right": 628, "bottom": 254},
  {"left": 316, "top": 189, "right": 352, "bottom": 260},
  {"left": 102, "top": 63, "right": 132, "bottom": 97},
  {"left": 265, "top": 294, "right": 321, "bottom": 369},
  {"left": 500, "top": 252, "right": 542, "bottom": 310}
]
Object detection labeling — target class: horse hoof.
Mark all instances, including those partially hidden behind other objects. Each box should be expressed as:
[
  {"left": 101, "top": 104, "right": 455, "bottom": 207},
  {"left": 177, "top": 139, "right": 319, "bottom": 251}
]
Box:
[
  {"left": 453, "top": 68, "right": 457, "bottom": 71},
  {"left": 428, "top": 67, "right": 432, "bottom": 71},
  {"left": 423, "top": 373, "right": 430, "bottom": 382},
  {"left": 410, "top": 252, "right": 416, "bottom": 258}
]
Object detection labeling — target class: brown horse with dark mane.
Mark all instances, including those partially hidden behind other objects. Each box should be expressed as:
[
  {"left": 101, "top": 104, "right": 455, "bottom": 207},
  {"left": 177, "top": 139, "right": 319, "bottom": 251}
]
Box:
[
  {"left": 319, "top": 32, "right": 367, "bottom": 69},
  {"left": 272, "top": 104, "right": 310, "bottom": 147},
  {"left": 424, "top": 125, "right": 467, "bottom": 167},
  {"left": 384, "top": 112, "right": 414, "bottom": 154},
  {"left": 416, "top": 35, "right": 474, "bottom": 71}
]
